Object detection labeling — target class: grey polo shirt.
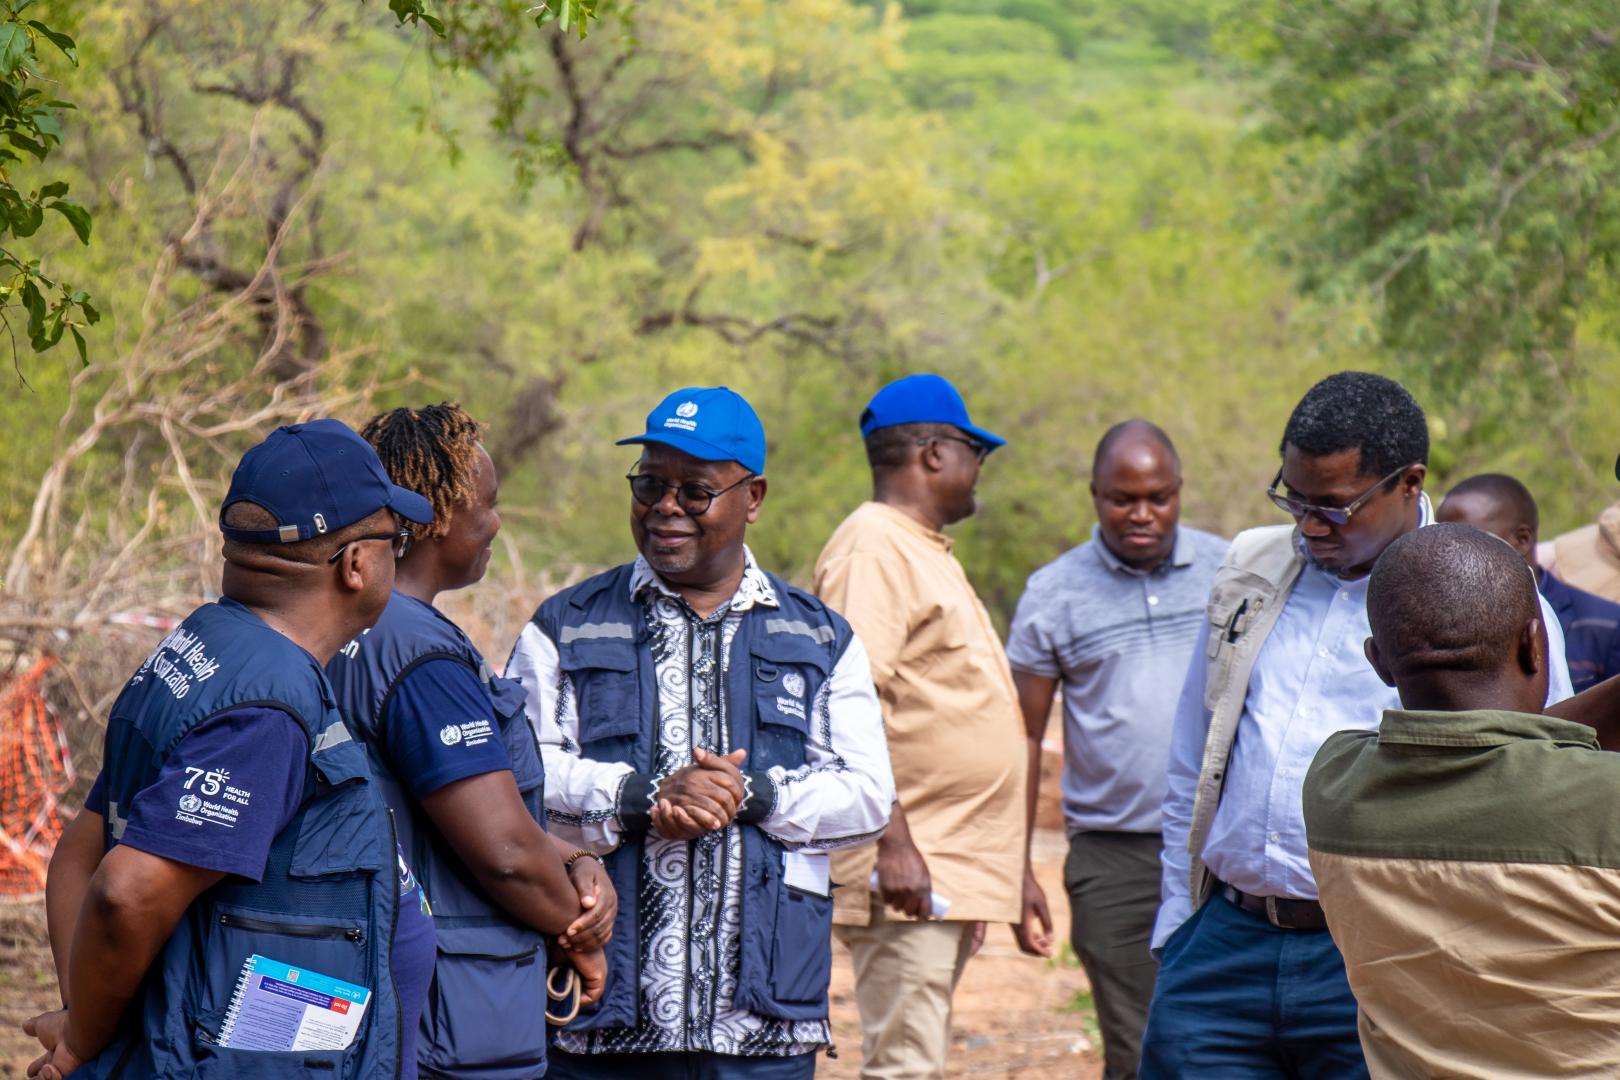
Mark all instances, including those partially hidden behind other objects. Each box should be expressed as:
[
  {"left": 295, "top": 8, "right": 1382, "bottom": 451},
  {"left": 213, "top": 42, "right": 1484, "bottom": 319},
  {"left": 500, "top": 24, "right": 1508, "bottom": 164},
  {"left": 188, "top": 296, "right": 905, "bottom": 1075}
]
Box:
[{"left": 1006, "top": 525, "right": 1227, "bottom": 834}]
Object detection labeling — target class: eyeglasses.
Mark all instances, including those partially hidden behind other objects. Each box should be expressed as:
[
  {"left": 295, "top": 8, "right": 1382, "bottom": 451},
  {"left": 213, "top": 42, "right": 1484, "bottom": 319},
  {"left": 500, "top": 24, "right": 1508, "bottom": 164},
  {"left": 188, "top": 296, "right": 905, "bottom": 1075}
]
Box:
[
  {"left": 626, "top": 470, "right": 756, "bottom": 517},
  {"left": 920, "top": 434, "right": 991, "bottom": 462},
  {"left": 327, "top": 528, "right": 414, "bottom": 563},
  {"left": 1266, "top": 464, "right": 1417, "bottom": 526}
]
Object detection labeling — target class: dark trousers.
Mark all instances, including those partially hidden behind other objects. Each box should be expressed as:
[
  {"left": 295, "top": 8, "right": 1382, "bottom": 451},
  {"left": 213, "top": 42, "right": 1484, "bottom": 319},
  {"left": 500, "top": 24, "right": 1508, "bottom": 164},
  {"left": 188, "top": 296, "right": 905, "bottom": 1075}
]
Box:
[
  {"left": 546, "top": 1049, "right": 817, "bottom": 1080},
  {"left": 1065, "top": 831, "right": 1162, "bottom": 1080},
  {"left": 1139, "top": 892, "right": 1368, "bottom": 1079}
]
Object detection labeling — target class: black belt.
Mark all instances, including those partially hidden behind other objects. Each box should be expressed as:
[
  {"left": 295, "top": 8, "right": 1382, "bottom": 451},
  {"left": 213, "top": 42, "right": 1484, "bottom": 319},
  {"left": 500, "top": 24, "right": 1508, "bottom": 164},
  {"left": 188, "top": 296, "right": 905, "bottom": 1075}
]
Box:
[{"left": 1218, "top": 880, "right": 1328, "bottom": 931}]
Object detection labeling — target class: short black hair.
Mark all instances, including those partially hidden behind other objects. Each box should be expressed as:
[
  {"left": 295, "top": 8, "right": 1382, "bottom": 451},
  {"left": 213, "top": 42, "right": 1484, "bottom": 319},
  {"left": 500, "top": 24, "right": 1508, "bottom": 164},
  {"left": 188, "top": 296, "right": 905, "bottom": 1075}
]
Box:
[
  {"left": 1280, "top": 372, "right": 1428, "bottom": 479},
  {"left": 1368, "top": 522, "right": 1539, "bottom": 677},
  {"left": 1445, "top": 473, "right": 1539, "bottom": 534},
  {"left": 864, "top": 421, "right": 961, "bottom": 470},
  {"left": 1092, "top": 419, "right": 1180, "bottom": 478}
]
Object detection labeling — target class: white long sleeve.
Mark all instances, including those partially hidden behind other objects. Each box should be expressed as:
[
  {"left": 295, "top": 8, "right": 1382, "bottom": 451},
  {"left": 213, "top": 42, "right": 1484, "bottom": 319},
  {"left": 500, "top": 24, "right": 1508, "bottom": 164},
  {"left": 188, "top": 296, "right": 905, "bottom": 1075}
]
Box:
[{"left": 507, "top": 620, "right": 635, "bottom": 855}]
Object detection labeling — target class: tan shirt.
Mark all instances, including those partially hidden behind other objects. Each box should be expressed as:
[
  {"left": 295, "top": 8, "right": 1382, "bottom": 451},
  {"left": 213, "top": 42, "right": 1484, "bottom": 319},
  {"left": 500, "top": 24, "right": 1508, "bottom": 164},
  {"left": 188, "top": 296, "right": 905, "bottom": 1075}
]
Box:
[
  {"left": 814, "top": 501, "right": 1025, "bottom": 925},
  {"left": 1307, "top": 709, "right": 1620, "bottom": 1078}
]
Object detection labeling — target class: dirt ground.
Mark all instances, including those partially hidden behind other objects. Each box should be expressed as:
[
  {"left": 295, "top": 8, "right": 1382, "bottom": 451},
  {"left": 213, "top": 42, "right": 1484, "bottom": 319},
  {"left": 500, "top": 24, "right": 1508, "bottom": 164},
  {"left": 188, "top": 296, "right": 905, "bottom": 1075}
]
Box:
[{"left": 0, "top": 748, "right": 1101, "bottom": 1077}]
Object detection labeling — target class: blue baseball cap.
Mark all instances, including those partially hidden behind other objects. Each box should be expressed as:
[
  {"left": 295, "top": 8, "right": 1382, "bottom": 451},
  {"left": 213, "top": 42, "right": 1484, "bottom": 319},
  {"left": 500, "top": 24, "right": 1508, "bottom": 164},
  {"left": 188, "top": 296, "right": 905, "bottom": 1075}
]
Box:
[
  {"left": 219, "top": 419, "right": 434, "bottom": 544},
  {"left": 859, "top": 373, "right": 1005, "bottom": 452},
  {"left": 616, "top": 386, "right": 767, "bottom": 475}
]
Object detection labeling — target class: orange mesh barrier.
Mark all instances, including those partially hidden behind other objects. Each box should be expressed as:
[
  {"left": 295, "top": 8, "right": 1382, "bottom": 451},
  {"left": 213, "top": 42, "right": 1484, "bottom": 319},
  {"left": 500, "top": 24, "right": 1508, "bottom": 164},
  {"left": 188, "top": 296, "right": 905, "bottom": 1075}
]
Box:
[{"left": 0, "top": 657, "right": 76, "bottom": 896}]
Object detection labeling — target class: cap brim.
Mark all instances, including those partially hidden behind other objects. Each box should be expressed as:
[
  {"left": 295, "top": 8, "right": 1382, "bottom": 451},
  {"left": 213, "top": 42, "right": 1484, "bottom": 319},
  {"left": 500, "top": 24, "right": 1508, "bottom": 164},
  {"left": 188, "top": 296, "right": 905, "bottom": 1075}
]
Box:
[
  {"left": 389, "top": 484, "right": 435, "bottom": 526},
  {"left": 960, "top": 422, "right": 1007, "bottom": 453},
  {"left": 616, "top": 431, "right": 754, "bottom": 471}
]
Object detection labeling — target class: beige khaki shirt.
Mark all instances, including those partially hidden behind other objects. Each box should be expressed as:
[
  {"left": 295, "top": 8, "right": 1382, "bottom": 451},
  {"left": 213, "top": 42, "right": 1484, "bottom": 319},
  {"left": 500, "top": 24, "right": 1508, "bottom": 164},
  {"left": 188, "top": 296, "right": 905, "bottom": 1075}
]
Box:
[
  {"left": 814, "top": 501, "right": 1026, "bottom": 925},
  {"left": 1307, "top": 709, "right": 1620, "bottom": 1078}
]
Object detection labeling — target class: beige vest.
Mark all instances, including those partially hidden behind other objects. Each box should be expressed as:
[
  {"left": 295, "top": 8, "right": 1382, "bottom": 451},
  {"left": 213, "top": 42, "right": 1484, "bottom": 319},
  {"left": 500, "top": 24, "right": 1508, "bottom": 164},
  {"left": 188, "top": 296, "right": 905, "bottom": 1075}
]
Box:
[{"left": 1185, "top": 524, "right": 1305, "bottom": 907}]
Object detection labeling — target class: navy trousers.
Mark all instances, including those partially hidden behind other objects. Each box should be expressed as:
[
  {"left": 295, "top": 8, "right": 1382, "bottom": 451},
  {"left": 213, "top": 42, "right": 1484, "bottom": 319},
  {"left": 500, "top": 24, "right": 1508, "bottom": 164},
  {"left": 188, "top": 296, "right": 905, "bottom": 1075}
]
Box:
[
  {"left": 545, "top": 1049, "right": 817, "bottom": 1080},
  {"left": 1139, "top": 893, "right": 1368, "bottom": 1079}
]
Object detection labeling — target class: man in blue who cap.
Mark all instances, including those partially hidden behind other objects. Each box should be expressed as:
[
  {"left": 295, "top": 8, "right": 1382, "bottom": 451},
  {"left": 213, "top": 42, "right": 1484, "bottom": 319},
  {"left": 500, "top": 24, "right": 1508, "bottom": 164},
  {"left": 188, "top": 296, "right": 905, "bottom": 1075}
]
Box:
[
  {"left": 27, "top": 419, "right": 438, "bottom": 1080},
  {"left": 814, "top": 373, "right": 1027, "bottom": 1080},
  {"left": 508, "top": 386, "right": 896, "bottom": 1080}
]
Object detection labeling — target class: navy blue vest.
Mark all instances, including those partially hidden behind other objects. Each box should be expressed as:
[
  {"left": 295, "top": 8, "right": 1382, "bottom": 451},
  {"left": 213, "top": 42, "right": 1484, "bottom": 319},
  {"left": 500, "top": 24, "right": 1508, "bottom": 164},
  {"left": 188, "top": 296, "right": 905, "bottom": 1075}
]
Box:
[
  {"left": 82, "top": 598, "right": 401, "bottom": 1080},
  {"left": 533, "top": 563, "right": 854, "bottom": 1030},
  {"left": 327, "top": 590, "right": 549, "bottom": 1080}
]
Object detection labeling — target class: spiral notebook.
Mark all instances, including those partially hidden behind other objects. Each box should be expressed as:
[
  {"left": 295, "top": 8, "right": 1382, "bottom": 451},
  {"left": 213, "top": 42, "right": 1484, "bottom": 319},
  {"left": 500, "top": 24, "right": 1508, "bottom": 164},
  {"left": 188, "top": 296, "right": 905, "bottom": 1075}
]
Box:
[{"left": 217, "top": 954, "right": 371, "bottom": 1052}]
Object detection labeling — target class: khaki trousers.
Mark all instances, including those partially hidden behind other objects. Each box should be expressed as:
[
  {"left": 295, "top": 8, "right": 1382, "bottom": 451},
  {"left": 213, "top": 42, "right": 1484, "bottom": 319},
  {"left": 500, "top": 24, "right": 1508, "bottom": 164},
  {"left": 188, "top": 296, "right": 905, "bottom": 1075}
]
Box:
[{"left": 834, "top": 896, "right": 975, "bottom": 1080}]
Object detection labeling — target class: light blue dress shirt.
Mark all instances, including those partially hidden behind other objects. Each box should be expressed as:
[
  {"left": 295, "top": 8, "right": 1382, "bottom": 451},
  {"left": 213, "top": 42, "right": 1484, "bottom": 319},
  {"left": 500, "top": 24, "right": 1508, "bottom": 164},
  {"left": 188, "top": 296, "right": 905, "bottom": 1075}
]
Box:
[{"left": 1153, "top": 504, "right": 1574, "bottom": 949}]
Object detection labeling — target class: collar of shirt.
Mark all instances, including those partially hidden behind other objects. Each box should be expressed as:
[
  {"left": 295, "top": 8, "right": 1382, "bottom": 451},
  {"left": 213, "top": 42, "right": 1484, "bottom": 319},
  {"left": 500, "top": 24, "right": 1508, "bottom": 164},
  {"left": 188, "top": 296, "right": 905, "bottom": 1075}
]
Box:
[
  {"left": 627, "top": 544, "right": 780, "bottom": 612},
  {"left": 1089, "top": 524, "right": 1193, "bottom": 577},
  {"left": 1377, "top": 708, "right": 1599, "bottom": 751},
  {"left": 868, "top": 500, "right": 953, "bottom": 554}
]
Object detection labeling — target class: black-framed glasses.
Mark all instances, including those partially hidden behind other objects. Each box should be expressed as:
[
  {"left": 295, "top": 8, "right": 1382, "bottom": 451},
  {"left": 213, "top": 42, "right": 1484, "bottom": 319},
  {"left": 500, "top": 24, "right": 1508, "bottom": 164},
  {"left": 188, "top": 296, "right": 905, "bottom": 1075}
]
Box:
[
  {"left": 919, "top": 434, "right": 991, "bottom": 462},
  {"left": 1266, "top": 463, "right": 1417, "bottom": 526},
  {"left": 626, "top": 470, "right": 757, "bottom": 517},
  {"left": 327, "top": 528, "right": 414, "bottom": 563}
]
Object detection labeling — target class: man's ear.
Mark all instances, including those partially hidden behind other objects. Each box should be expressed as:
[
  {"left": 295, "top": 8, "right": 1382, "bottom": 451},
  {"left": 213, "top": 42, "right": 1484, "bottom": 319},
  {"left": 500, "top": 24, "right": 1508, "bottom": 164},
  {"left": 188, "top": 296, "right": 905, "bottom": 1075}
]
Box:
[
  {"left": 1365, "top": 635, "right": 1397, "bottom": 689},
  {"left": 745, "top": 476, "right": 768, "bottom": 525},
  {"left": 334, "top": 542, "right": 369, "bottom": 594},
  {"left": 919, "top": 438, "right": 947, "bottom": 475},
  {"left": 1511, "top": 523, "right": 1537, "bottom": 563},
  {"left": 1400, "top": 463, "right": 1427, "bottom": 501},
  {"left": 1518, "top": 617, "right": 1545, "bottom": 678}
]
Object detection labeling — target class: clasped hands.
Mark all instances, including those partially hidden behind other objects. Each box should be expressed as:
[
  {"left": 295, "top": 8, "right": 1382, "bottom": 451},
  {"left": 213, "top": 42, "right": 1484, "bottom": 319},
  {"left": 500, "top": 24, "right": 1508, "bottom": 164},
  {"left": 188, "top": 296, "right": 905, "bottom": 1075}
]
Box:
[{"left": 651, "top": 747, "right": 749, "bottom": 840}]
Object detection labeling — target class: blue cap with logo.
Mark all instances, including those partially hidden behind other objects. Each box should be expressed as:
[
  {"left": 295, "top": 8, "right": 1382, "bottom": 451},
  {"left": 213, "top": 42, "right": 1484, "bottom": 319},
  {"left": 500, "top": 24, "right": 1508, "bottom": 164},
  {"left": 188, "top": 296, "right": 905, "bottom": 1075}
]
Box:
[
  {"left": 859, "top": 372, "right": 1005, "bottom": 453},
  {"left": 617, "top": 386, "right": 767, "bottom": 475},
  {"left": 219, "top": 418, "right": 435, "bottom": 544}
]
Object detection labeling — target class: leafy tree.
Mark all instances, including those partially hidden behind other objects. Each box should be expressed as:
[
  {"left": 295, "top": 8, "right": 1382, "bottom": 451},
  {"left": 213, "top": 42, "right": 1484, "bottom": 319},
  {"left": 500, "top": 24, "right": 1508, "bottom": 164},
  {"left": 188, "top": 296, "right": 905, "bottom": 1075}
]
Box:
[
  {"left": 0, "top": 1, "right": 97, "bottom": 376},
  {"left": 1246, "top": 1, "right": 1620, "bottom": 435}
]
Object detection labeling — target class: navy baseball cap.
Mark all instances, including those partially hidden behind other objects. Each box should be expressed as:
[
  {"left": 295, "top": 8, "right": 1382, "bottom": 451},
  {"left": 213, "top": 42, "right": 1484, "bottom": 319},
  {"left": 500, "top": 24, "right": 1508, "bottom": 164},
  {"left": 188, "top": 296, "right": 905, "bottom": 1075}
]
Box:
[
  {"left": 616, "top": 386, "right": 767, "bottom": 475},
  {"left": 859, "top": 373, "right": 1005, "bottom": 452},
  {"left": 219, "top": 419, "right": 434, "bottom": 544}
]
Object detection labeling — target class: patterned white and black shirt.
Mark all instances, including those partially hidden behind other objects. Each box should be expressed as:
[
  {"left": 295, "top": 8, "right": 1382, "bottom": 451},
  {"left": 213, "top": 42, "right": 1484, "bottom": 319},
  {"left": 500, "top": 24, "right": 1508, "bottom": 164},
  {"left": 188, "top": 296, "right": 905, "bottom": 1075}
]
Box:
[{"left": 508, "top": 549, "right": 894, "bottom": 1056}]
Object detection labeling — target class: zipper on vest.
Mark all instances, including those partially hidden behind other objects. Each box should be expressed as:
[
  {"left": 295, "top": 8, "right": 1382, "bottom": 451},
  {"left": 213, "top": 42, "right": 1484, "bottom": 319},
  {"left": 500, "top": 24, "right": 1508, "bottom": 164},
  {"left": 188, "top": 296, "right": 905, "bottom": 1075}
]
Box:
[{"left": 219, "top": 912, "right": 362, "bottom": 942}]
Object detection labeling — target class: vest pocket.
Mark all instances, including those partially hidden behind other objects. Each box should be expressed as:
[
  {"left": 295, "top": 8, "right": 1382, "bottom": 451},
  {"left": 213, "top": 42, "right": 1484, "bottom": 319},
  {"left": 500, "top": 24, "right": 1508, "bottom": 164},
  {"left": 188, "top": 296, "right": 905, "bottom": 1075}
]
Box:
[
  {"left": 191, "top": 905, "right": 370, "bottom": 1063},
  {"left": 559, "top": 642, "right": 641, "bottom": 742},
  {"left": 418, "top": 923, "right": 548, "bottom": 1078},
  {"left": 768, "top": 885, "right": 833, "bottom": 1010},
  {"left": 292, "top": 739, "right": 389, "bottom": 878},
  {"left": 750, "top": 636, "right": 828, "bottom": 765}
]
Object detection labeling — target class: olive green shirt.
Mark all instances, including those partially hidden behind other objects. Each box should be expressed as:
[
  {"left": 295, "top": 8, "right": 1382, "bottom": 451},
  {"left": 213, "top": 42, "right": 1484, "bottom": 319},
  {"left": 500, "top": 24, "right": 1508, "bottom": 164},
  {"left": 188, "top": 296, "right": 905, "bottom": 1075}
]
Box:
[{"left": 1305, "top": 708, "right": 1620, "bottom": 1079}]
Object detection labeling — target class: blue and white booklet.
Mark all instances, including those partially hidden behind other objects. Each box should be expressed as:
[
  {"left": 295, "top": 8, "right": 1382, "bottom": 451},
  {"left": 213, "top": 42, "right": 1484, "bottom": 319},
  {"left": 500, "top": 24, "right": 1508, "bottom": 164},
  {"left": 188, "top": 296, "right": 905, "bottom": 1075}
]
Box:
[{"left": 217, "top": 954, "right": 371, "bottom": 1051}]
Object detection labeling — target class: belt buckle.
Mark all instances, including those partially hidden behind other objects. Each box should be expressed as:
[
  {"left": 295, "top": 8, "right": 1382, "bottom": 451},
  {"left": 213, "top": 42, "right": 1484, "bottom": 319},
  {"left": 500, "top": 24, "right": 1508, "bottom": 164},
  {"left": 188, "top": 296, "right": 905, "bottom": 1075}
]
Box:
[{"left": 1265, "top": 895, "right": 1285, "bottom": 928}]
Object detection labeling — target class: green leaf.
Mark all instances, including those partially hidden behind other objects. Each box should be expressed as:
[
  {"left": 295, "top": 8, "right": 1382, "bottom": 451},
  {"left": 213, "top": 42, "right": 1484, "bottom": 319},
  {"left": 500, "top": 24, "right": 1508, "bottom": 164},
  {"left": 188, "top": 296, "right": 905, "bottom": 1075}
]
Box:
[
  {"left": 0, "top": 23, "right": 31, "bottom": 72},
  {"left": 37, "top": 179, "right": 65, "bottom": 199},
  {"left": 20, "top": 277, "right": 44, "bottom": 343},
  {"left": 48, "top": 199, "right": 89, "bottom": 243},
  {"left": 11, "top": 201, "right": 42, "bottom": 237},
  {"left": 8, "top": 131, "right": 46, "bottom": 161},
  {"left": 80, "top": 298, "right": 99, "bottom": 325},
  {"left": 26, "top": 21, "right": 76, "bottom": 64},
  {"left": 30, "top": 108, "right": 61, "bottom": 143},
  {"left": 69, "top": 323, "right": 84, "bottom": 365},
  {"left": 420, "top": 12, "right": 444, "bottom": 35}
]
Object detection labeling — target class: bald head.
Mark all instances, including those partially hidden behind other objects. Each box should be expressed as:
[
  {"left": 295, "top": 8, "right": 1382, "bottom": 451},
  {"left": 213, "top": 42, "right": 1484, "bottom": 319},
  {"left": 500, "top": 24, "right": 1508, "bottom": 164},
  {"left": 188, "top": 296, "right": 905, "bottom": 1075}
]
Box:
[
  {"left": 1092, "top": 420, "right": 1180, "bottom": 480},
  {"left": 1366, "top": 523, "right": 1548, "bottom": 711},
  {"left": 1436, "top": 473, "right": 1539, "bottom": 564}
]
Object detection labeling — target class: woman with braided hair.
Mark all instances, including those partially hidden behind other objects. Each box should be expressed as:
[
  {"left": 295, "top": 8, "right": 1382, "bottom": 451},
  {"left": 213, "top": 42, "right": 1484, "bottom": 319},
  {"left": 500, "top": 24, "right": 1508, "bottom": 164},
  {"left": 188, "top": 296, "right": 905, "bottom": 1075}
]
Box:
[{"left": 327, "top": 402, "right": 616, "bottom": 1080}]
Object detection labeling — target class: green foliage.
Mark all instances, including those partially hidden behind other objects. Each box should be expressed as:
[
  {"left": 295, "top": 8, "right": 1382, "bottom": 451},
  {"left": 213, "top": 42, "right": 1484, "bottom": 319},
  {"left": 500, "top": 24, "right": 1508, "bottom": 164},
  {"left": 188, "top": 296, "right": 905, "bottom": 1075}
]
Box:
[
  {"left": 1247, "top": 2, "right": 1620, "bottom": 408},
  {"left": 0, "top": 0, "right": 96, "bottom": 375},
  {"left": 6, "top": 0, "right": 1620, "bottom": 630}
]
